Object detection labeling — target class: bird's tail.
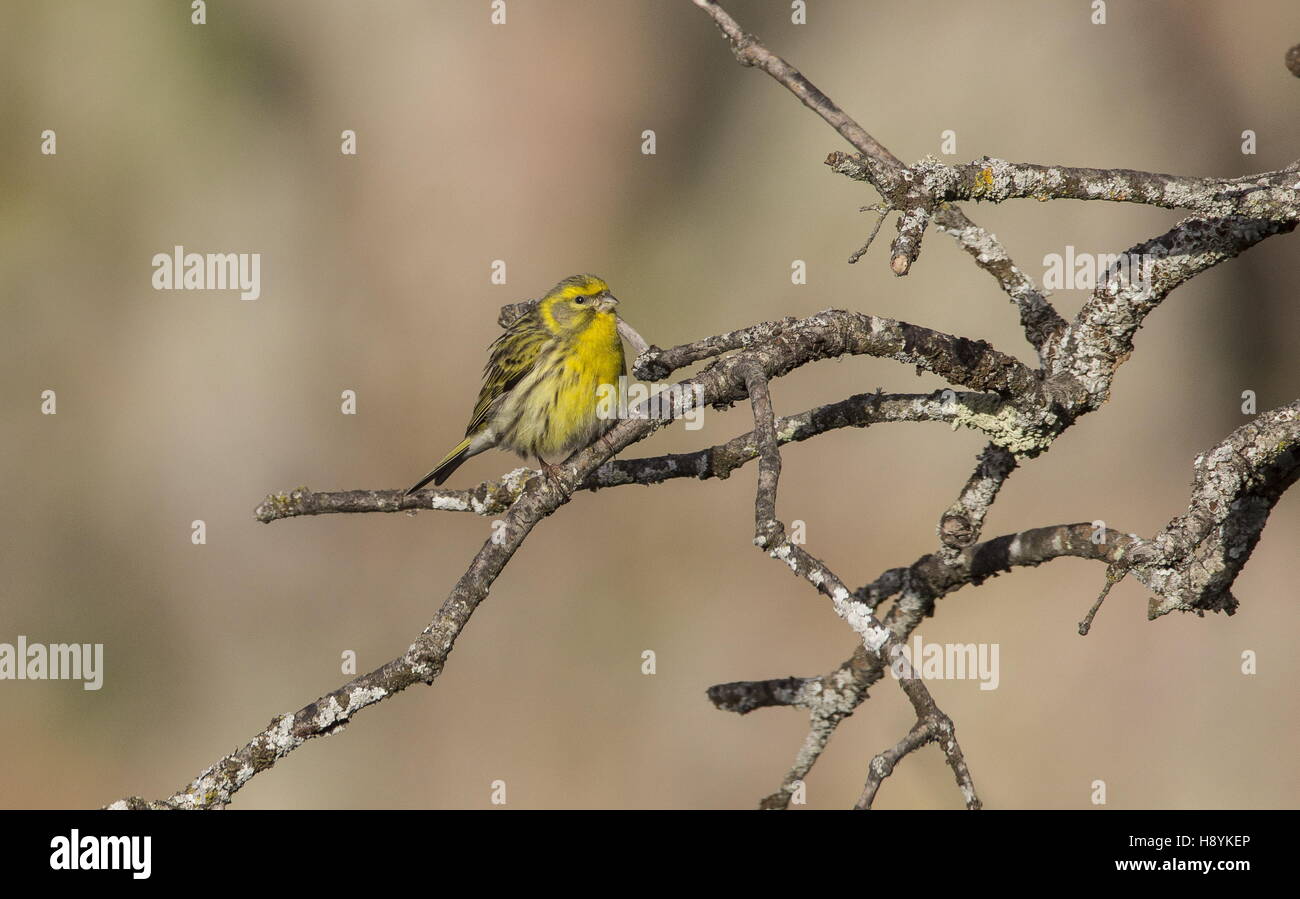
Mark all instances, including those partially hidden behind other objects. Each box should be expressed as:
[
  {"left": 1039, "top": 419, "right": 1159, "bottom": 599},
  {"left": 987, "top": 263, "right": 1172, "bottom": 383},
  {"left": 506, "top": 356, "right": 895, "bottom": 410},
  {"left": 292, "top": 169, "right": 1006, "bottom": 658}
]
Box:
[{"left": 406, "top": 436, "right": 475, "bottom": 495}]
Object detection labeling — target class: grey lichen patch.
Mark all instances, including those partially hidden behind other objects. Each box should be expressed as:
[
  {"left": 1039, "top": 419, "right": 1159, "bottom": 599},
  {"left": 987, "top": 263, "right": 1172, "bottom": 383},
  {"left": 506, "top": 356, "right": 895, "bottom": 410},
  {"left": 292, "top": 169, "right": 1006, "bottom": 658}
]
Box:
[
  {"left": 460, "top": 467, "right": 536, "bottom": 515},
  {"left": 895, "top": 206, "right": 930, "bottom": 230},
  {"left": 250, "top": 714, "right": 298, "bottom": 769},
  {"left": 345, "top": 685, "right": 388, "bottom": 713},
  {"left": 430, "top": 493, "right": 472, "bottom": 512},
  {"left": 770, "top": 542, "right": 800, "bottom": 574},
  {"left": 256, "top": 486, "right": 312, "bottom": 522},
  {"left": 948, "top": 394, "right": 1058, "bottom": 456}
]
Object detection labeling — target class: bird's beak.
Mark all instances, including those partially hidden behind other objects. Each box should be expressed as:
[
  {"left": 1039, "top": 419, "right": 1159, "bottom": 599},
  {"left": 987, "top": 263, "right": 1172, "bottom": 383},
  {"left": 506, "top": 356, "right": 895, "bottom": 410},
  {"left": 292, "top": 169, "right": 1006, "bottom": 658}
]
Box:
[{"left": 596, "top": 294, "right": 620, "bottom": 313}]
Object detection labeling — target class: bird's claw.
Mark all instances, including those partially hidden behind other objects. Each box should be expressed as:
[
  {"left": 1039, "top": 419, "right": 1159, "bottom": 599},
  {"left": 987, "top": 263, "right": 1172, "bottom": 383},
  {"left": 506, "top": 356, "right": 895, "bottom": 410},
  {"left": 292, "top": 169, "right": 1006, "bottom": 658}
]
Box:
[{"left": 538, "top": 460, "right": 572, "bottom": 499}]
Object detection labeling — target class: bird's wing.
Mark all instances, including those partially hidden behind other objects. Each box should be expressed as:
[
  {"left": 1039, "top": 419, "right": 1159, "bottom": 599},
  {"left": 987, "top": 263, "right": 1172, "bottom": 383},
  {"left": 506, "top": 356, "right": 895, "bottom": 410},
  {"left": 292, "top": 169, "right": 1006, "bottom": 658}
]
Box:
[{"left": 463, "top": 312, "right": 550, "bottom": 436}]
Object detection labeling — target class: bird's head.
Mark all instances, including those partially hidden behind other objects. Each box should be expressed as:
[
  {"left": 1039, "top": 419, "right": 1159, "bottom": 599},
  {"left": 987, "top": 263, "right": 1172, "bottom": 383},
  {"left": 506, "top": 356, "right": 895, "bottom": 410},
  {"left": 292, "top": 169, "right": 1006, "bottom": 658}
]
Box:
[{"left": 538, "top": 274, "right": 619, "bottom": 332}]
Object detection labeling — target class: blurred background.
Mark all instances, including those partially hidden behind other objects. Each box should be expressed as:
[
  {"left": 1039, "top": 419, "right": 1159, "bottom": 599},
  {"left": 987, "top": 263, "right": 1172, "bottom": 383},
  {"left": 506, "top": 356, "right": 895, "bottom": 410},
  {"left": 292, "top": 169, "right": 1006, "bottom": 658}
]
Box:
[{"left": 2, "top": 0, "right": 1297, "bottom": 810}]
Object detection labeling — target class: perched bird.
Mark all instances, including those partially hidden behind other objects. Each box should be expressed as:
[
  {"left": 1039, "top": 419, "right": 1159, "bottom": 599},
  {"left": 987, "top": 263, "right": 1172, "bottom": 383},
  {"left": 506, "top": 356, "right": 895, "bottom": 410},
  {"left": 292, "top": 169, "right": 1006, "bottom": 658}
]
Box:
[{"left": 406, "top": 274, "right": 626, "bottom": 494}]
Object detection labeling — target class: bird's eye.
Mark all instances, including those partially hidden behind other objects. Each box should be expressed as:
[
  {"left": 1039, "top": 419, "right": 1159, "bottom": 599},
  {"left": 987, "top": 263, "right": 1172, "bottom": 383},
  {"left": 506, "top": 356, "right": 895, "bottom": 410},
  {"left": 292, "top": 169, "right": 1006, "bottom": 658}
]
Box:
[{"left": 575, "top": 296, "right": 586, "bottom": 305}]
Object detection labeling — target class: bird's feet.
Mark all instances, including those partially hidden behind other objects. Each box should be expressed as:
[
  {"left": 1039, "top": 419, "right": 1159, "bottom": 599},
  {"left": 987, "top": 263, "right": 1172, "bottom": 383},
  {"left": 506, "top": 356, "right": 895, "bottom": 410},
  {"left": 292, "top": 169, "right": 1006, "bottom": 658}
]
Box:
[{"left": 537, "top": 457, "right": 571, "bottom": 498}]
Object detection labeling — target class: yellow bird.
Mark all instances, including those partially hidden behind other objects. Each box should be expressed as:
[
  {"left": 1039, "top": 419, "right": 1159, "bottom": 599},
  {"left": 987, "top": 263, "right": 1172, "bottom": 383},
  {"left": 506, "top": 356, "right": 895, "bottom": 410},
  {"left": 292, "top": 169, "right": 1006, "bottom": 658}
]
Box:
[{"left": 406, "top": 274, "right": 626, "bottom": 493}]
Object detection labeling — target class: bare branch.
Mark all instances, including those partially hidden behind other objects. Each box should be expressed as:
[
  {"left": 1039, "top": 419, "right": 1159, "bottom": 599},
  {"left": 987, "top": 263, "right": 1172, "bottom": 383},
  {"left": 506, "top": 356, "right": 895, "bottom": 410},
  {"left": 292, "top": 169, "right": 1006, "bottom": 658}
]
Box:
[
  {"left": 857, "top": 719, "right": 933, "bottom": 809},
  {"left": 254, "top": 389, "right": 989, "bottom": 524},
  {"left": 707, "top": 676, "right": 820, "bottom": 714},
  {"left": 890, "top": 203, "right": 934, "bottom": 276},
  {"left": 708, "top": 400, "right": 1300, "bottom": 801},
  {"left": 1059, "top": 215, "right": 1298, "bottom": 405},
  {"left": 738, "top": 362, "right": 981, "bottom": 810},
  {"left": 690, "top": 0, "right": 904, "bottom": 195},
  {"left": 939, "top": 443, "right": 1018, "bottom": 556},
  {"left": 828, "top": 152, "right": 1300, "bottom": 220},
  {"left": 690, "top": 0, "right": 1065, "bottom": 344},
  {"left": 848, "top": 203, "right": 890, "bottom": 264},
  {"left": 1128, "top": 399, "right": 1300, "bottom": 619},
  {"left": 635, "top": 310, "right": 1047, "bottom": 403},
  {"left": 856, "top": 693, "right": 978, "bottom": 811},
  {"left": 930, "top": 208, "right": 1065, "bottom": 362},
  {"left": 755, "top": 649, "right": 875, "bottom": 808}
]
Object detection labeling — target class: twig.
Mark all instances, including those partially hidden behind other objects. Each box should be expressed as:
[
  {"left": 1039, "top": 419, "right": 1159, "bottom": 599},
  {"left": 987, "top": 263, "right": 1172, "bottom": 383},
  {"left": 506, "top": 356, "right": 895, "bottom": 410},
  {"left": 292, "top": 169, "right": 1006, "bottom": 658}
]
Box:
[
  {"left": 256, "top": 390, "right": 969, "bottom": 523},
  {"left": 1127, "top": 399, "right": 1300, "bottom": 618},
  {"left": 739, "top": 363, "right": 981, "bottom": 810},
  {"left": 930, "top": 209, "right": 1065, "bottom": 363},
  {"left": 1079, "top": 564, "right": 1127, "bottom": 636},
  {"left": 691, "top": 0, "right": 1065, "bottom": 356},
  {"left": 828, "top": 152, "right": 1300, "bottom": 220},
  {"left": 1060, "top": 215, "right": 1297, "bottom": 405},
  {"left": 708, "top": 400, "right": 1300, "bottom": 799},
  {"left": 938, "top": 443, "right": 1018, "bottom": 557},
  {"left": 848, "top": 204, "right": 890, "bottom": 264},
  {"left": 634, "top": 310, "right": 1048, "bottom": 402},
  {"left": 690, "top": 0, "right": 904, "bottom": 195}
]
